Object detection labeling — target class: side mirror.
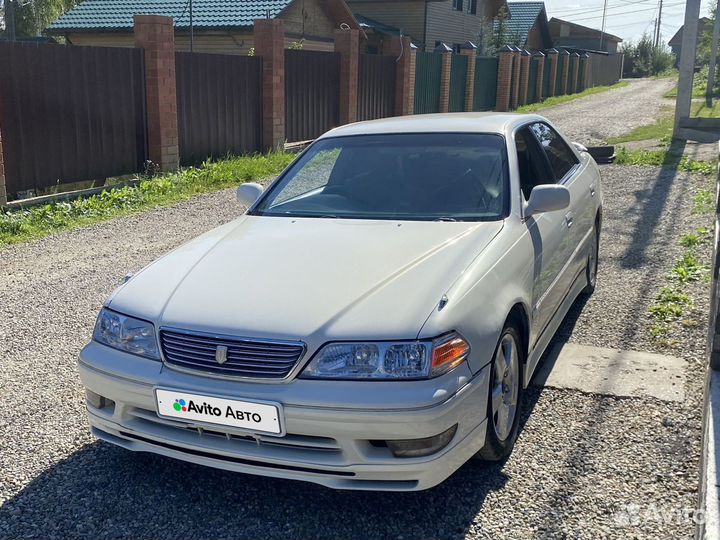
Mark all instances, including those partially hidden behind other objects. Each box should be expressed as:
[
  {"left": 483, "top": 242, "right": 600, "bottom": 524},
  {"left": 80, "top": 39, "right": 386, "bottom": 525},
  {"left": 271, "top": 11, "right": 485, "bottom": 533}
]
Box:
[
  {"left": 525, "top": 184, "right": 570, "bottom": 217},
  {"left": 572, "top": 141, "right": 588, "bottom": 153},
  {"left": 237, "top": 183, "right": 264, "bottom": 207}
]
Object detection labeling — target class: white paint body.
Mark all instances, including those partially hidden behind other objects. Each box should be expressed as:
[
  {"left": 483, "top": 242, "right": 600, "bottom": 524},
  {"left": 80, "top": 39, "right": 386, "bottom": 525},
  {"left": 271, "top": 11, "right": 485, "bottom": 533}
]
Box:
[{"left": 79, "top": 113, "right": 603, "bottom": 490}]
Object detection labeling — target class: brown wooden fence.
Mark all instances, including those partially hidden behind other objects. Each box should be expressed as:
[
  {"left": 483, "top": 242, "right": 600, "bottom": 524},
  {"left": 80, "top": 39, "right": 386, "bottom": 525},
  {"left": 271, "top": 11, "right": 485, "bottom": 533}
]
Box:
[
  {"left": 357, "top": 54, "right": 396, "bottom": 122},
  {"left": 176, "top": 52, "right": 263, "bottom": 166},
  {"left": 285, "top": 49, "right": 340, "bottom": 143},
  {"left": 0, "top": 42, "right": 147, "bottom": 195}
]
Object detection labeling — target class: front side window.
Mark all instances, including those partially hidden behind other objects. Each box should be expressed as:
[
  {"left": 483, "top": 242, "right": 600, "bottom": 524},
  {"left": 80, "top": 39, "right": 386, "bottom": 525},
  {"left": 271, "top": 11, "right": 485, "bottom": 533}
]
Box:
[
  {"left": 528, "top": 122, "right": 578, "bottom": 181},
  {"left": 252, "top": 133, "right": 509, "bottom": 222},
  {"left": 515, "top": 128, "right": 553, "bottom": 199}
]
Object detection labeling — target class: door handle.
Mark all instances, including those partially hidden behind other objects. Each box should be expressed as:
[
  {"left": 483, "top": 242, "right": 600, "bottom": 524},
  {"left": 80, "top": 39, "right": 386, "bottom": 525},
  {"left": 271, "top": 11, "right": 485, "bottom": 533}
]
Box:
[
  {"left": 590, "top": 184, "right": 596, "bottom": 197},
  {"left": 565, "top": 212, "right": 574, "bottom": 228}
]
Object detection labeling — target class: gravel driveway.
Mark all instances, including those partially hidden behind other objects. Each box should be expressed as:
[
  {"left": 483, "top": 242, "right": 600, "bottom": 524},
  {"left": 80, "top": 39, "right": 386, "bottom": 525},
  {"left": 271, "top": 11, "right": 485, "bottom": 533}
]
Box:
[{"left": 0, "top": 79, "right": 710, "bottom": 540}]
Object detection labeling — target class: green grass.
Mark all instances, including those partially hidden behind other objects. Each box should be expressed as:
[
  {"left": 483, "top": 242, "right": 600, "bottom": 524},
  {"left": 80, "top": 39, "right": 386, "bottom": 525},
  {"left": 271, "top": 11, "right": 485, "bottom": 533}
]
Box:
[
  {"left": 606, "top": 115, "right": 674, "bottom": 144},
  {"left": 516, "top": 81, "right": 629, "bottom": 113},
  {"left": 0, "top": 152, "right": 295, "bottom": 247},
  {"left": 614, "top": 146, "right": 715, "bottom": 175},
  {"left": 692, "top": 101, "right": 720, "bottom": 118},
  {"left": 693, "top": 188, "right": 716, "bottom": 214}
]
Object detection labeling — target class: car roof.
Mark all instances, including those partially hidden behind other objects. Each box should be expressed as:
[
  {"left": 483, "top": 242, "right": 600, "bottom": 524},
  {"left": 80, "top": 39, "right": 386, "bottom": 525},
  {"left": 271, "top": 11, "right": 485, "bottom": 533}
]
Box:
[{"left": 320, "top": 112, "right": 546, "bottom": 138}]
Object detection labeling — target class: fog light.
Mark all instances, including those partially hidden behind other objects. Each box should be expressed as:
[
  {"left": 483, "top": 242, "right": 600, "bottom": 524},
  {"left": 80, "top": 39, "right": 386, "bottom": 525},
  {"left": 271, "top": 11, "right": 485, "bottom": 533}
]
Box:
[
  {"left": 386, "top": 425, "right": 457, "bottom": 458},
  {"left": 86, "top": 390, "right": 113, "bottom": 410}
]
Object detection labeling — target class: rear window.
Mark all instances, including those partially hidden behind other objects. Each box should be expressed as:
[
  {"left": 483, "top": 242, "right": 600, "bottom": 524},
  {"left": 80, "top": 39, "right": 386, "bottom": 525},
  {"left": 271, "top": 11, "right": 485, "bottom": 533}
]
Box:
[{"left": 252, "top": 133, "right": 509, "bottom": 222}]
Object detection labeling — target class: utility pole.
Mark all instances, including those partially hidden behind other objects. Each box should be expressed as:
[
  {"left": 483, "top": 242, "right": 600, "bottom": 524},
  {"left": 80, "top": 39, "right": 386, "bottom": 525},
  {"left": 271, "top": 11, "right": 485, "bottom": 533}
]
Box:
[
  {"left": 599, "top": 0, "right": 609, "bottom": 51},
  {"left": 5, "top": 0, "right": 16, "bottom": 41},
  {"left": 707, "top": 0, "right": 720, "bottom": 105},
  {"left": 656, "top": 0, "right": 663, "bottom": 47}
]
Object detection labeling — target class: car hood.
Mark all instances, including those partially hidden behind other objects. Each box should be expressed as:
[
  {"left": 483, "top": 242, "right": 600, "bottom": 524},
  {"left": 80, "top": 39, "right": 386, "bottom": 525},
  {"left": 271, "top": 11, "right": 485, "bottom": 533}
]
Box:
[{"left": 109, "top": 216, "right": 503, "bottom": 344}]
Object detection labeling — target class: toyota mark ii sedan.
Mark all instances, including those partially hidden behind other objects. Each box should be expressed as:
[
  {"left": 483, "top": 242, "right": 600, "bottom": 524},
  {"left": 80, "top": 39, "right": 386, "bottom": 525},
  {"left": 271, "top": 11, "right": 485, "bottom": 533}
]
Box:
[{"left": 80, "top": 113, "right": 603, "bottom": 491}]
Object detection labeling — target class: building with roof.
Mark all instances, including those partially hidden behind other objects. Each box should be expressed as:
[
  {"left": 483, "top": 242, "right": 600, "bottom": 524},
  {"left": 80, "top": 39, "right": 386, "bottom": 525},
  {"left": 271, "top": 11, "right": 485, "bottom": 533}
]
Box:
[
  {"left": 46, "top": 0, "right": 363, "bottom": 55},
  {"left": 548, "top": 17, "right": 622, "bottom": 53},
  {"left": 668, "top": 17, "right": 711, "bottom": 65},
  {"left": 492, "top": 1, "right": 551, "bottom": 50},
  {"left": 347, "top": 0, "right": 507, "bottom": 53}
]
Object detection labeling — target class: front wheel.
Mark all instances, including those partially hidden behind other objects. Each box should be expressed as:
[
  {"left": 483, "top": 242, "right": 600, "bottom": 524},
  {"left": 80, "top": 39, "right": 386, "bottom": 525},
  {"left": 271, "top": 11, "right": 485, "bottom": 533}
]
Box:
[
  {"left": 583, "top": 225, "right": 599, "bottom": 295},
  {"left": 477, "top": 324, "right": 523, "bottom": 461}
]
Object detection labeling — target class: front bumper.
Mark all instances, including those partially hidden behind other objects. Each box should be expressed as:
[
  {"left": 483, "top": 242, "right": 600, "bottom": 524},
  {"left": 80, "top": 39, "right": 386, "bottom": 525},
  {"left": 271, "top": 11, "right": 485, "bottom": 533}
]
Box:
[{"left": 79, "top": 342, "right": 491, "bottom": 491}]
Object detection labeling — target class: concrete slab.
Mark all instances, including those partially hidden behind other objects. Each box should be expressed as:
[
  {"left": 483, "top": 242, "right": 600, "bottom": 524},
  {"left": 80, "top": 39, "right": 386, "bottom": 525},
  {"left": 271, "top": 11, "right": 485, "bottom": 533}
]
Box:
[{"left": 532, "top": 342, "right": 686, "bottom": 402}]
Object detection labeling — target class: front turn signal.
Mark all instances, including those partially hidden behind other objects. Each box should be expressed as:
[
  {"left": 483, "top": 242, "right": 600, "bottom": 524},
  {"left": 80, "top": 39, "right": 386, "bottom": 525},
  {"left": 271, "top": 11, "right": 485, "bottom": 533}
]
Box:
[{"left": 431, "top": 333, "right": 470, "bottom": 376}]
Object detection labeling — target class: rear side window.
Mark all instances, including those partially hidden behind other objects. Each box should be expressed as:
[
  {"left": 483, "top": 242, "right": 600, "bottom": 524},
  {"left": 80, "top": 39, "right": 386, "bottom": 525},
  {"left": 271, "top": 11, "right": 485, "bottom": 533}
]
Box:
[{"left": 529, "top": 122, "right": 578, "bottom": 181}]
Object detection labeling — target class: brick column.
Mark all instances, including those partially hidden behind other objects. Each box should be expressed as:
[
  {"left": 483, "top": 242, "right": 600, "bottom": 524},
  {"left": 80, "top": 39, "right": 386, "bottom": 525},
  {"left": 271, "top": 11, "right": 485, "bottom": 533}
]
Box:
[
  {"left": 518, "top": 50, "right": 530, "bottom": 106},
  {"left": 385, "top": 36, "right": 414, "bottom": 116},
  {"left": 546, "top": 48, "right": 558, "bottom": 97},
  {"left": 510, "top": 47, "right": 521, "bottom": 110},
  {"left": 579, "top": 53, "right": 590, "bottom": 91},
  {"left": 570, "top": 52, "right": 580, "bottom": 94},
  {"left": 495, "top": 46, "right": 514, "bottom": 112},
  {"left": 134, "top": 15, "right": 179, "bottom": 172},
  {"left": 584, "top": 53, "right": 593, "bottom": 88},
  {"left": 439, "top": 51, "right": 452, "bottom": 113},
  {"left": 461, "top": 45, "right": 477, "bottom": 112},
  {"left": 0, "top": 125, "right": 6, "bottom": 206},
  {"left": 560, "top": 49, "right": 570, "bottom": 95},
  {"left": 534, "top": 51, "right": 545, "bottom": 101},
  {"left": 334, "top": 28, "right": 359, "bottom": 125},
  {"left": 254, "top": 19, "right": 285, "bottom": 150}
]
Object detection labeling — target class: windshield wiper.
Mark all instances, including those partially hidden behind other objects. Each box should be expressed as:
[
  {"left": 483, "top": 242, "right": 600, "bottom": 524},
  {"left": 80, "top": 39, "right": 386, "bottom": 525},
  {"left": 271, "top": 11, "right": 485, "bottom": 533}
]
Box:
[{"left": 434, "top": 217, "right": 457, "bottom": 222}]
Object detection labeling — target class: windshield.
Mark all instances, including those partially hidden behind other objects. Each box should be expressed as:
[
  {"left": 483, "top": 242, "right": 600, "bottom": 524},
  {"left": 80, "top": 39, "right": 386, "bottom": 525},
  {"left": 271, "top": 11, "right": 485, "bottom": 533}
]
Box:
[{"left": 252, "top": 133, "right": 509, "bottom": 221}]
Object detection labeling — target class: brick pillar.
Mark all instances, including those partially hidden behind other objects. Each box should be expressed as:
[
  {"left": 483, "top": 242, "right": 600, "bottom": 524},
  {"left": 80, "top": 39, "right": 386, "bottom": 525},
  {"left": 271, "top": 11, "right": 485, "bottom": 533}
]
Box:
[
  {"left": 385, "top": 36, "right": 414, "bottom": 116},
  {"left": 461, "top": 46, "right": 477, "bottom": 112},
  {"left": 134, "top": 15, "right": 179, "bottom": 172},
  {"left": 570, "top": 52, "right": 580, "bottom": 94},
  {"left": 584, "top": 54, "right": 593, "bottom": 88},
  {"left": 495, "top": 46, "right": 514, "bottom": 112},
  {"left": 546, "top": 49, "right": 558, "bottom": 97},
  {"left": 439, "top": 51, "right": 452, "bottom": 113},
  {"left": 334, "top": 28, "right": 359, "bottom": 125},
  {"left": 518, "top": 50, "right": 530, "bottom": 106},
  {"left": 579, "top": 53, "right": 590, "bottom": 91},
  {"left": 510, "top": 48, "right": 521, "bottom": 110},
  {"left": 560, "top": 50, "right": 570, "bottom": 95},
  {"left": 0, "top": 125, "right": 6, "bottom": 206},
  {"left": 534, "top": 51, "right": 545, "bottom": 101},
  {"left": 254, "top": 19, "right": 285, "bottom": 150}
]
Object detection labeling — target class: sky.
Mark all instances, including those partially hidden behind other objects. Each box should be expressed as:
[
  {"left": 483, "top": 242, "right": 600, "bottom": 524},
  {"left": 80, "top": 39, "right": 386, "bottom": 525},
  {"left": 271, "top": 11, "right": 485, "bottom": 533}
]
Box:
[{"left": 542, "top": 0, "right": 715, "bottom": 46}]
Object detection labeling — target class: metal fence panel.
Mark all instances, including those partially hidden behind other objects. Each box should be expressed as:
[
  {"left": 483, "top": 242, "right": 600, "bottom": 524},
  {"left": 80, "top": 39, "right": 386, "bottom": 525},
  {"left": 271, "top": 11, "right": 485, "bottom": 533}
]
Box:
[
  {"left": 414, "top": 52, "right": 442, "bottom": 114},
  {"left": 528, "top": 57, "right": 539, "bottom": 103},
  {"left": 176, "top": 52, "right": 262, "bottom": 166},
  {"left": 543, "top": 58, "right": 552, "bottom": 98},
  {"left": 357, "top": 54, "right": 396, "bottom": 122},
  {"left": 0, "top": 42, "right": 147, "bottom": 196},
  {"left": 285, "top": 50, "right": 340, "bottom": 142},
  {"left": 589, "top": 53, "right": 623, "bottom": 87},
  {"left": 449, "top": 54, "right": 468, "bottom": 112},
  {"left": 473, "top": 56, "right": 498, "bottom": 111}
]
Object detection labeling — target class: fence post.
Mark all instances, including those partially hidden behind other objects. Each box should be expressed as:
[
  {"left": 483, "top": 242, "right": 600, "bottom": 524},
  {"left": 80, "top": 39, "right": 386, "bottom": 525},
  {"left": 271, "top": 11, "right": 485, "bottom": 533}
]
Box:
[
  {"left": 0, "top": 125, "right": 6, "bottom": 206},
  {"left": 439, "top": 51, "right": 452, "bottom": 113},
  {"left": 495, "top": 46, "right": 514, "bottom": 112},
  {"left": 461, "top": 44, "right": 477, "bottom": 112},
  {"left": 254, "top": 19, "right": 286, "bottom": 150},
  {"left": 518, "top": 50, "right": 530, "bottom": 106},
  {"left": 546, "top": 48, "right": 558, "bottom": 97},
  {"left": 560, "top": 49, "right": 570, "bottom": 95},
  {"left": 134, "top": 15, "right": 179, "bottom": 172},
  {"left": 385, "top": 36, "right": 414, "bottom": 116},
  {"left": 570, "top": 52, "right": 580, "bottom": 94},
  {"left": 534, "top": 51, "right": 545, "bottom": 102},
  {"left": 585, "top": 53, "right": 593, "bottom": 88},
  {"left": 334, "top": 28, "right": 359, "bottom": 125},
  {"left": 510, "top": 47, "right": 521, "bottom": 109}
]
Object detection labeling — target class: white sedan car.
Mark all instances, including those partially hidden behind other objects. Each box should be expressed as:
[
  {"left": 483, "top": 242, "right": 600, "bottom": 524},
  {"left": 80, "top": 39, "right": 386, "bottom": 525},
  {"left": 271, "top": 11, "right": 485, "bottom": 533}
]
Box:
[{"left": 80, "top": 113, "right": 602, "bottom": 491}]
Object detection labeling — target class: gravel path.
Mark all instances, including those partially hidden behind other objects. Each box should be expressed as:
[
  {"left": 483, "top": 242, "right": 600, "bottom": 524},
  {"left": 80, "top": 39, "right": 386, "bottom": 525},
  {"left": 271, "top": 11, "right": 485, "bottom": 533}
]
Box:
[
  {"left": 541, "top": 78, "right": 676, "bottom": 145},
  {"left": 0, "top": 79, "right": 711, "bottom": 539}
]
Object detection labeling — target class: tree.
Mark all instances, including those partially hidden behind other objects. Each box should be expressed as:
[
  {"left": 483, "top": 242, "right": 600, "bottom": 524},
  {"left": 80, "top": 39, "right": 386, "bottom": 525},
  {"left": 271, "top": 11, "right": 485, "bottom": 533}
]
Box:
[
  {"left": 1, "top": 0, "right": 79, "bottom": 38},
  {"left": 621, "top": 33, "right": 674, "bottom": 77}
]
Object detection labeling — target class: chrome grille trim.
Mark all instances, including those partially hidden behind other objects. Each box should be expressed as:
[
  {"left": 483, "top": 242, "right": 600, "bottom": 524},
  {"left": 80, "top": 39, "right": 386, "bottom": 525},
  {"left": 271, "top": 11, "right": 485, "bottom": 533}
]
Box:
[{"left": 159, "top": 328, "right": 305, "bottom": 379}]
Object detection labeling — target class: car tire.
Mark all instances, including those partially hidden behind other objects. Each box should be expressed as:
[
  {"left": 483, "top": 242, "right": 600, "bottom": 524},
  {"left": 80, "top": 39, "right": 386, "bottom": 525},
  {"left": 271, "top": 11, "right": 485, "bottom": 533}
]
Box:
[
  {"left": 476, "top": 323, "right": 524, "bottom": 461},
  {"left": 582, "top": 224, "right": 599, "bottom": 295}
]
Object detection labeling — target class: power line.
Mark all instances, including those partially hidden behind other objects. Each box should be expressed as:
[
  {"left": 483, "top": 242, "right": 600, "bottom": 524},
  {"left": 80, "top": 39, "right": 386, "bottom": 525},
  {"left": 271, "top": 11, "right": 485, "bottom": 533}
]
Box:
[
  {"left": 551, "top": 0, "right": 655, "bottom": 17},
  {"left": 565, "top": 1, "right": 684, "bottom": 22}
]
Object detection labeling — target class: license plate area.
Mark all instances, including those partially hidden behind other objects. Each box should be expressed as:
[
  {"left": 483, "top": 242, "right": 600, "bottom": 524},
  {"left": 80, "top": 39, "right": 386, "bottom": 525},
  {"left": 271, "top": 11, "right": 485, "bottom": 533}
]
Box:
[{"left": 154, "top": 388, "right": 284, "bottom": 436}]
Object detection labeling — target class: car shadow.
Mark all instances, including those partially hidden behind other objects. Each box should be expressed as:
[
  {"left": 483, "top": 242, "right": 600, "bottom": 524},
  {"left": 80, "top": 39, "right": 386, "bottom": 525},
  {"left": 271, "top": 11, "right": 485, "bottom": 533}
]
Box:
[{"left": 0, "top": 437, "right": 510, "bottom": 540}]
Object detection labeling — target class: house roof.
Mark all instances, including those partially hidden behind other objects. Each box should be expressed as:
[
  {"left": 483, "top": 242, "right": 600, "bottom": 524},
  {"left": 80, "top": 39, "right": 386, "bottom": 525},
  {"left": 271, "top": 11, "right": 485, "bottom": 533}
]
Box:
[
  {"left": 668, "top": 17, "right": 711, "bottom": 46},
  {"left": 548, "top": 17, "right": 623, "bottom": 43},
  {"left": 47, "top": 0, "right": 361, "bottom": 33},
  {"left": 496, "top": 1, "right": 547, "bottom": 46}
]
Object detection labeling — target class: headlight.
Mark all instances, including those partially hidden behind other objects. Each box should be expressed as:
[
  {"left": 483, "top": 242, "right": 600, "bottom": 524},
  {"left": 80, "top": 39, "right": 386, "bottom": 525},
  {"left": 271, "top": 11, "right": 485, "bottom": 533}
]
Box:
[
  {"left": 93, "top": 308, "right": 160, "bottom": 360},
  {"left": 301, "top": 332, "right": 469, "bottom": 380}
]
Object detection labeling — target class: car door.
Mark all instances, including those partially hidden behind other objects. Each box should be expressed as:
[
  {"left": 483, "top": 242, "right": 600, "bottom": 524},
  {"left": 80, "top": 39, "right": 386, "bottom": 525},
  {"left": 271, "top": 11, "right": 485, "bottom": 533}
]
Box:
[
  {"left": 528, "top": 122, "right": 591, "bottom": 289},
  {"left": 514, "top": 125, "right": 572, "bottom": 343}
]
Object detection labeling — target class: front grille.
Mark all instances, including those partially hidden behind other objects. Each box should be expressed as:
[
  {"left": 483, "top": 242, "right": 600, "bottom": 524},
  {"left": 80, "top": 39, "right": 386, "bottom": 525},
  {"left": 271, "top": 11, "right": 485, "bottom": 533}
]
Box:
[{"left": 159, "top": 329, "right": 305, "bottom": 379}]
